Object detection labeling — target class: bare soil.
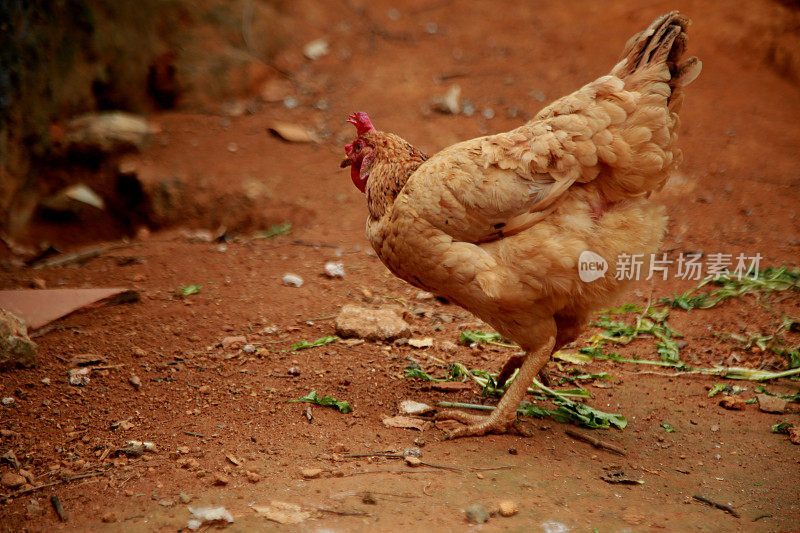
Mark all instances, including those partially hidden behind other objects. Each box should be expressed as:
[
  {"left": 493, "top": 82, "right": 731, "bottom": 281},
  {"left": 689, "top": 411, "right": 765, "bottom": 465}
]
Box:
[{"left": 2, "top": 1, "right": 799, "bottom": 531}]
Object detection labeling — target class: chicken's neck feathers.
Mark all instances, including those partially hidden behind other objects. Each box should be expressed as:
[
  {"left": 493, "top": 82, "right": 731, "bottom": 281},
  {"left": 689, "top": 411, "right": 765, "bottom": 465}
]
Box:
[{"left": 365, "top": 132, "right": 428, "bottom": 220}]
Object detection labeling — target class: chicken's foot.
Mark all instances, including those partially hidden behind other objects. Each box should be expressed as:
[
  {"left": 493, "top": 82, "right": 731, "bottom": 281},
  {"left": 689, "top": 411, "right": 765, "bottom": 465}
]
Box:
[{"left": 435, "top": 336, "right": 555, "bottom": 439}]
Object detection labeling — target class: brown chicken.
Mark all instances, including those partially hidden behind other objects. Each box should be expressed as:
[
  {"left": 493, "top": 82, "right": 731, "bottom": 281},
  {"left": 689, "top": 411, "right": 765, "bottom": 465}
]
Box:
[{"left": 341, "top": 12, "right": 701, "bottom": 438}]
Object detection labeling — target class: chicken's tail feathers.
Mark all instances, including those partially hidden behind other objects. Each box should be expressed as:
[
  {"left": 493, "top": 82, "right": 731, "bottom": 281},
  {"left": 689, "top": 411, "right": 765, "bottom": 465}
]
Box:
[{"left": 612, "top": 12, "right": 702, "bottom": 91}]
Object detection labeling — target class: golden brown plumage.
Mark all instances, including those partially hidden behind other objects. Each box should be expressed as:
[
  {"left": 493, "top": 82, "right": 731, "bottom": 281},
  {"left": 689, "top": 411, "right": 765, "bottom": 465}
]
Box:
[{"left": 342, "top": 12, "right": 701, "bottom": 438}]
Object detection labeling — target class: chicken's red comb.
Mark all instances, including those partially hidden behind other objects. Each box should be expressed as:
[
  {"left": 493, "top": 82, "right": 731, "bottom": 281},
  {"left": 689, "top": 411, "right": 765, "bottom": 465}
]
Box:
[{"left": 346, "top": 112, "right": 375, "bottom": 135}]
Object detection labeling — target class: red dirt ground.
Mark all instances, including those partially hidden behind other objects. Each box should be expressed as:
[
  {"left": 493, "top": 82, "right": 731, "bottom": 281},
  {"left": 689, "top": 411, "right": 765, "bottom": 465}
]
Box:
[{"left": 2, "top": 1, "right": 799, "bottom": 531}]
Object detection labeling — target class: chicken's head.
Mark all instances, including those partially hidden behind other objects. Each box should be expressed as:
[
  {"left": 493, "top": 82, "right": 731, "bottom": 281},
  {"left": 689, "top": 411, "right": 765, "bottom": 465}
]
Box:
[{"left": 340, "top": 112, "right": 376, "bottom": 193}]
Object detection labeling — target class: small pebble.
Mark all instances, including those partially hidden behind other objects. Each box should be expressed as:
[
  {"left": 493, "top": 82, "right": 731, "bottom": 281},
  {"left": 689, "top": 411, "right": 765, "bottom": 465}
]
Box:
[
  {"left": 324, "top": 262, "right": 345, "bottom": 278},
  {"left": 404, "top": 456, "right": 422, "bottom": 467},
  {"left": 498, "top": 500, "right": 519, "bottom": 517},
  {"left": 282, "top": 273, "right": 304, "bottom": 287},
  {"left": 302, "top": 468, "right": 323, "bottom": 479}
]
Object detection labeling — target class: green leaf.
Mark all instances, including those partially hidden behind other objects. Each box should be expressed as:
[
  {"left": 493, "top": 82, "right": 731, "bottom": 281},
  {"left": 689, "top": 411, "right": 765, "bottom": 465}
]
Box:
[
  {"left": 601, "top": 303, "right": 643, "bottom": 314},
  {"left": 549, "top": 399, "right": 627, "bottom": 429},
  {"left": 785, "top": 349, "right": 800, "bottom": 370},
  {"left": 289, "top": 390, "right": 352, "bottom": 413},
  {"left": 656, "top": 339, "right": 680, "bottom": 364},
  {"left": 517, "top": 403, "right": 554, "bottom": 418},
  {"left": 558, "top": 372, "right": 612, "bottom": 385},
  {"left": 404, "top": 367, "right": 443, "bottom": 382},
  {"left": 708, "top": 383, "right": 728, "bottom": 398},
  {"left": 458, "top": 330, "right": 517, "bottom": 348},
  {"left": 253, "top": 222, "right": 292, "bottom": 239},
  {"left": 177, "top": 284, "right": 201, "bottom": 296},
  {"left": 771, "top": 422, "right": 794, "bottom": 434},
  {"left": 288, "top": 336, "right": 338, "bottom": 352}
]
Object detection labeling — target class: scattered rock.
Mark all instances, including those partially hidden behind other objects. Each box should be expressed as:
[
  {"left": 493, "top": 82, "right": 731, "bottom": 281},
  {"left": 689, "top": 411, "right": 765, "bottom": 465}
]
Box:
[
  {"left": 403, "top": 447, "right": 422, "bottom": 457},
  {"left": 18, "top": 469, "right": 33, "bottom": 483},
  {"left": 40, "top": 184, "right": 105, "bottom": 213},
  {"left": 415, "top": 291, "right": 435, "bottom": 300},
  {"left": 70, "top": 353, "right": 108, "bottom": 367},
  {"left": 433, "top": 85, "right": 461, "bottom": 114},
  {"left": 1, "top": 397, "right": 14, "bottom": 406},
  {"left": 398, "top": 400, "right": 434, "bottom": 415},
  {"left": 212, "top": 473, "right": 230, "bottom": 486},
  {"left": 361, "top": 492, "right": 377, "bottom": 505},
  {"left": 177, "top": 457, "right": 200, "bottom": 470},
  {"left": 246, "top": 470, "right": 261, "bottom": 483},
  {"left": 132, "top": 347, "right": 147, "bottom": 358},
  {"left": 100, "top": 511, "right": 117, "bottom": 523},
  {"left": 179, "top": 492, "right": 192, "bottom": 504},
  {"left": 719, "top": 395, "right": 746, "bottom": 410},
  {"left": 282, "top": 273, "right": 304, "bottom": 287},
  {"left": 68, "top": 367, "right": 91, "bottom": 386},
  {"left": 0, "top": 310, "right": 37, "bottom": 369},
  {"left": 303, "top": 38, "right": 330, "bottom": 60},
  {"left": 61, "top": 111, "right": 154, "bottom": 154},
  {"left": 756, "top": 394, "right": 787, "bottom": 414},
  {"left": 252, "top": 501, "right": 312, "bottom": 524},
  {"left": 1, "top": 450, "right": 20, "bottom": 470},
  {"left": 129, "top": 374, "right": 142, "bottom": 390},
  {"left": 269, "top": 123, "right": 318, "bottom": 144},
  {"left": 187, "top": 506, "right": 234, "bottom": 531},
  {"left": 331, "top": 442, "right": 349, "bottom": 454},
  {"left": 498, "top": 500, "right": 519, "bottom": 517},
  {"left": 221, "top": 336, "right": 247, "bottom": 349},
  {"left": 439, "top": 340, "right": 459, "bottom": 353},
  {"left": 1, "top": 472, "right": 26, "bottom": 489},
  {"left": 465, "top": 503, "right": 489, "bottom": 524},
  {"left": 601, "top": 470, "right": 644, "bottom": 484},
  {"left": 383, "top": 416, "right": 430, "bottom": 431},
  {"left": 789, "top": 426, "right": 800, "bottom": 445},
  {"left": 408, "top": 337, "right": 434, "bottom": 349},
  {"left": 404, "top": 456, "right": 422, "bottom": 467},
  {"left": 324, "top": 262, "right": 345, "bottom": 278},
  {"left": 334, "top": 305, "right": 411, "bottom": 341},
  {"left": 25, "top": 499, "right": 43, "bottom": 517},
  {"left": 301, "top": 468, "right": 323, "bottom": 479}
]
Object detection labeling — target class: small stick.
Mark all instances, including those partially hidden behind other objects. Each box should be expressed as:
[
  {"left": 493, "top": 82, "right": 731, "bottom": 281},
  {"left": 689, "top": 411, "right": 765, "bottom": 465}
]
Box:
[
  {"left": 3, "top": 471, "right": 105, "bottom": 500},
  {"left": 50, "top": 495, "right": 67, "bottom": 521},
  {"left": 693, "top": 495, "right": 741, "bottom": 518},
  {"left": 343, "top": 469, "right": 443, "bottom": 477},
  {"left": 564, "top": 428, "right": 626, "bottom": 456},
  {"left": 343, "top": 453, "right": 461, "bottom": 472},
  {"left": 183, "top": 431, "right": 206, "bottom": 438},
  {"left": 316, "top": 507, "right": 369, "bottom": 516},
  {"left": 419, "top": 461, "right": 461, "bottom": 472},
  {"left": 470, "top": 465, "right": 515, "bottom": 472}
]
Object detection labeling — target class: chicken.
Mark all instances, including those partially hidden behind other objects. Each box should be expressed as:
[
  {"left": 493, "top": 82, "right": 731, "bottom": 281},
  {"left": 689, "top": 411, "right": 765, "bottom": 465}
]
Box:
[{"left": 340, "top": 12, "right": 701, "bottom": 438}]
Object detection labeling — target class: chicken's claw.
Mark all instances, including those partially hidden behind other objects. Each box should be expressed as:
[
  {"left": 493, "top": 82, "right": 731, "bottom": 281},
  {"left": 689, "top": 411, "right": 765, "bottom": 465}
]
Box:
[{"left": 435, "top": 410, "right": 532, "bottom": 439}]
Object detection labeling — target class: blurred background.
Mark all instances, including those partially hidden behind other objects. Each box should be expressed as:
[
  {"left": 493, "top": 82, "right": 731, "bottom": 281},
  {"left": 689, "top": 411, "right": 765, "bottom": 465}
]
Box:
[{"left": 1, "top": 0, "right": 799, "bottom": 255}]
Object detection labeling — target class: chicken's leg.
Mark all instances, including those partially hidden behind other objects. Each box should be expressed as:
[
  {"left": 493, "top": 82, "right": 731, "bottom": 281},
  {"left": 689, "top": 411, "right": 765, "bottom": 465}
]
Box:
[{"left": 435, "top": 335, "right": 556, "bottom": 439}]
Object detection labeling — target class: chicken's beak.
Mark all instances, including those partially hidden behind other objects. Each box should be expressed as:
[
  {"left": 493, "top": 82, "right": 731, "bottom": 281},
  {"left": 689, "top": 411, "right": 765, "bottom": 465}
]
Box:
[{"left": 341, "top": 141, "right": 356, "bottom": 168}]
